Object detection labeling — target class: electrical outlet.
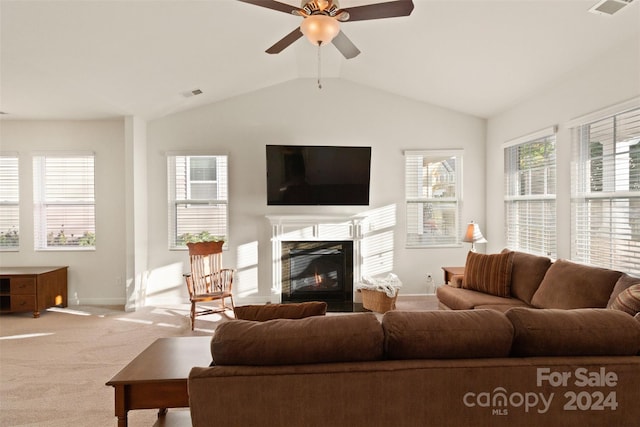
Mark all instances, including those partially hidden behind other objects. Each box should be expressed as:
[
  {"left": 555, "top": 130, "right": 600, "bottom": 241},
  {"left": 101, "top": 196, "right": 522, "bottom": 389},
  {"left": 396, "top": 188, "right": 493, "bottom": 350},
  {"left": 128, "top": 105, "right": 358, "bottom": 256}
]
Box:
[{"left": 426, "top": 273, "right": 434, "bottom": 294}]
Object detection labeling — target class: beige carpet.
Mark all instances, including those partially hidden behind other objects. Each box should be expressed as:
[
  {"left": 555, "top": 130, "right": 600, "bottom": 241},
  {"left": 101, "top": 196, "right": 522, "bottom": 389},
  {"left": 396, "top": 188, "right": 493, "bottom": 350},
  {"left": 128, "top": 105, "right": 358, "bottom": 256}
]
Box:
[{"left": 0, "top": 296, "right": 437, "bottom": 426}]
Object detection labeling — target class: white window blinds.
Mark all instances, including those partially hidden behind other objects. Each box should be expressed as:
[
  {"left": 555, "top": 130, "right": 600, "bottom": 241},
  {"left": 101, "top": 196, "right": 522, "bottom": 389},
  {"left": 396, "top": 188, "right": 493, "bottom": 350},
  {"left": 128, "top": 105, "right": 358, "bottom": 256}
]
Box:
[
  {"left": 167, "top": 155, "right": 228, "bottom": 249},
  {"left": 405, "top": 150, "right": 462, "bottom": 247},
  {"left": 0, "top": 154, "right": 19, "bottom": 250},
  {"left": 33, "top": 154, "right": 96, "bottom": 250},
  {"left": 504, "top": 132, "right": 557, "bottom": 257},
  {"left": 571, "top": 106, "right": 640, "bottom": 274}
]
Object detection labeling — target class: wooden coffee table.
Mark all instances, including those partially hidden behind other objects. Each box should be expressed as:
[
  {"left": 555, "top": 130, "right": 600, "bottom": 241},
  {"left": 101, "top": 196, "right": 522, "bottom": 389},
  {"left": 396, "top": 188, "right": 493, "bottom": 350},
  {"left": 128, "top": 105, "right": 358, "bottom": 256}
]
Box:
[{"left": 106, "top": 336, "right": 212, "bottom": 427}]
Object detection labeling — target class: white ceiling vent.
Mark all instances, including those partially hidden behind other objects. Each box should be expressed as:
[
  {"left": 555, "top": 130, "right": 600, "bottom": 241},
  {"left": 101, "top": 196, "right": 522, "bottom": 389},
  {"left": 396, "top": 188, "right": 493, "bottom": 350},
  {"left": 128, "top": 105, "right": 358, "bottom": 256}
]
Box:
[{"left": 589, "top": 0, "right": 635, "bottom": 16}]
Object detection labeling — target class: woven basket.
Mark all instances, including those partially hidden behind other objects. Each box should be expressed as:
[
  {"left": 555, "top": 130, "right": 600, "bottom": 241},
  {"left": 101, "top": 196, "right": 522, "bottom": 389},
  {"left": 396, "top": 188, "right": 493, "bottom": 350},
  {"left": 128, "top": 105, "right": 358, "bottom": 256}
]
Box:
[{"left": 359, "top": 289, "right": 398, "bottom": 313}]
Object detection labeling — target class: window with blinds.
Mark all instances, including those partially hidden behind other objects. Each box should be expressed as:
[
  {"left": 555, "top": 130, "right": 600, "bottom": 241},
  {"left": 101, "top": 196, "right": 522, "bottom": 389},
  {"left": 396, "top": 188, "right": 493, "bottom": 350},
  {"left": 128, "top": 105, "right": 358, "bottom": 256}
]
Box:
[
  {"left": 571, "top": 106, "right": 640, "bottom": 274},
  {"left": 33, "top": 154, "right": 96, "bottom": 250},
  {"left": 405, "top": 150, "right": 462, "bottom": 247},
  {"left": 0, "top": 154, "right": 19, "bottom": 250},
  {"left": 504, "top": 133, "right": 557, "bottom": 257},
  {"left": 167, "top": 155, "right": 228, "bottom": 249}
]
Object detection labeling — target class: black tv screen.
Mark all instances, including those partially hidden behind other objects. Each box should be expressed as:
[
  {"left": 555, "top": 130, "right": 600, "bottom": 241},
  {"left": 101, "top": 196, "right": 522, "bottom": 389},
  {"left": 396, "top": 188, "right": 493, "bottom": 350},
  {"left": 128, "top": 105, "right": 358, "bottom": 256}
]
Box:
[{"left": 266, "top": 145, "right": 371, "bottom": 205}]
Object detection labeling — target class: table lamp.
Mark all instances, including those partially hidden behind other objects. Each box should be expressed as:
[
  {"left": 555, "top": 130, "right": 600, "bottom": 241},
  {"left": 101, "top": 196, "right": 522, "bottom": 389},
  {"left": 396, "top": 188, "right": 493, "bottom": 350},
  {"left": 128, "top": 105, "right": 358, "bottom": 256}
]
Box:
[{"left": 463, "top": 221, "right": 487, "bottom": 251}]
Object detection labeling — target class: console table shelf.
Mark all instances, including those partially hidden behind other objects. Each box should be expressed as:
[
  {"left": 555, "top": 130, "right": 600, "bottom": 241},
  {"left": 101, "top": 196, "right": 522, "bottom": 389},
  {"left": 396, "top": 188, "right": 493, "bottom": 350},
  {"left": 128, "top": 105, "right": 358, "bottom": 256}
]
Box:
[{"left": 0, "top": 267, "right": 68, "bottom": 318}]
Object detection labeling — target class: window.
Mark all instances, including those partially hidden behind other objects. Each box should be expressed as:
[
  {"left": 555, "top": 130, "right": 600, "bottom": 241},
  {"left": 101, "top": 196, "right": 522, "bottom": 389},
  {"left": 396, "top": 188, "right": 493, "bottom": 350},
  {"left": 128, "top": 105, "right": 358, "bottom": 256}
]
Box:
[
  {"left": 0, "top": 154, "right": 19, "bottom": 250},
  {"left": 504, "top": 130, "right": 557, "bottom": 257},
  {"left": 405, "top": 150, "right": 462, "bottom": 247},
  {"left": 571, "top": 106, "right": 640, "bottom": 274},
  {"left": 168, "top": 154, "right": 228, "bottom": 249},
  {"left": 33, "top": 154, "right": 96, "bottom": 250}
]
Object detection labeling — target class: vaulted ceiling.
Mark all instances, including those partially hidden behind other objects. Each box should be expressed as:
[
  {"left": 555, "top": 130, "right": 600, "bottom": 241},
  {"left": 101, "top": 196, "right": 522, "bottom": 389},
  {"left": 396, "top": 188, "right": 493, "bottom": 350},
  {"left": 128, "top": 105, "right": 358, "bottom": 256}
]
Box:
[{"left": 1, "top": 0, "right": 639, "bottom": 121}]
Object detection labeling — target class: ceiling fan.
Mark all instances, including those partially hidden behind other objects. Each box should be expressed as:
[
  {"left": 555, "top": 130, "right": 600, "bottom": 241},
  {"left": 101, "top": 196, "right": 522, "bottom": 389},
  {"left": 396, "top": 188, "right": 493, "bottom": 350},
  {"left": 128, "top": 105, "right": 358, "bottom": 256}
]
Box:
[{"left": 238, "top": 0, "right": 415, "bottom": 59}]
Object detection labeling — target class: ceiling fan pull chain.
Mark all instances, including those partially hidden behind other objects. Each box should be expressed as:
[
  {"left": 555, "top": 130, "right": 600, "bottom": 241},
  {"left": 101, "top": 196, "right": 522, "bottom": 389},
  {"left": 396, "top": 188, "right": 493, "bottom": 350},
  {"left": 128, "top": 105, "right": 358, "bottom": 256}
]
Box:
[{"left": 317, "top": 42, "right": 322, "bottom": 90}]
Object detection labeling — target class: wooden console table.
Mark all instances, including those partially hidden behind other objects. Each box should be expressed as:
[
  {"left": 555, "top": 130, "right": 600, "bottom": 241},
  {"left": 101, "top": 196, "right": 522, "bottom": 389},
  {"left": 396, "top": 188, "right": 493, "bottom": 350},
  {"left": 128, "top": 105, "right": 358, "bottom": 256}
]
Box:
[
  {"left": 441, "top": 266, "right": 465, "bottom": 285},
  {"left": 0, "top": 266, "right": 68, "bottom": 318}
]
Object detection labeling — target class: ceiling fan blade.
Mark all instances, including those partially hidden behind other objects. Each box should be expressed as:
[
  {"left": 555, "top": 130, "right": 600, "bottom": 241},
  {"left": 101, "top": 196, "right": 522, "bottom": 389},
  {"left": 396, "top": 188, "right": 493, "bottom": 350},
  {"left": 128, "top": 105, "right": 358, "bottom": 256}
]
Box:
[
  {"left": 332, "top": 31, "right": 360, "bottom": 59},
  {"left": 237, "top": 0, "right": 302, "bottom": 15},
  {"left": 343, "top": 0, "right": 414, "bottom": 22},
  {"left": 266, "top": 27, "right": 304, "bottom": 54}
]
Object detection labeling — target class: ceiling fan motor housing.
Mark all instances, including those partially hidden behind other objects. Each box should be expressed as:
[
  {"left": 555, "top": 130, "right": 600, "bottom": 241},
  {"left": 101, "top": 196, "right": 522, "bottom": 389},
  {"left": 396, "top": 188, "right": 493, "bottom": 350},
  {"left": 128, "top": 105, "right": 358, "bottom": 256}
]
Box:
[{"left": 302, "top": 0, "right": 341, "bottom": 17}]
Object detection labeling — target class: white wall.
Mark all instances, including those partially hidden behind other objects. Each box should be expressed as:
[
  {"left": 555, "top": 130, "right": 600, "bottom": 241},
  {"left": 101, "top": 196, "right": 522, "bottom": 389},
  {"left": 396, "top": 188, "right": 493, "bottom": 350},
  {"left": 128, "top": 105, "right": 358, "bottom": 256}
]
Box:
[
  {"left": 145, "top": 79, "right": 486, "bottom": 304},
  {"left": 486, "top": 36, "right": 640, "bottom": 257},
  {"left": 0, "top": 119, "right": 128, "bottom": 304}
]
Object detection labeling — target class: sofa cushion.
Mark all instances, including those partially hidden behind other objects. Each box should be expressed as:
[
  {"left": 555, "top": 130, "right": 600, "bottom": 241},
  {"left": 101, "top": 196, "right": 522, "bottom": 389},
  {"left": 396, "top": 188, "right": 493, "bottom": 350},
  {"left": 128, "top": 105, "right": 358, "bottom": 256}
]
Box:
[
  {"left": 531, "top": 259, "right": 622, "bottom": 309},
  {"left": 462, "top": 250, "right": 514, "bottom": 297},
  {"left": 503, "top": 249, "right": 552, "bottom": 304},
  {"left": 233, "top": 301, "right": 327, "bottom": 322},
  {"left": 211, "top": 312, "right": 383, "bottom": 366},
  {"left": 506, "top": 307, "right": 640, "bottom": 356},
  {"left": 436, "top": 285, "right": 530, "bottom": 310},
  {"left": 609, "top": 284, "right": 640, "bottom": 316},
  {"left": 382, "top": 310, "right": 514, "bottom": 359},
  {"left": 607, "top": 274, "right": 640, "bottom": 308}
]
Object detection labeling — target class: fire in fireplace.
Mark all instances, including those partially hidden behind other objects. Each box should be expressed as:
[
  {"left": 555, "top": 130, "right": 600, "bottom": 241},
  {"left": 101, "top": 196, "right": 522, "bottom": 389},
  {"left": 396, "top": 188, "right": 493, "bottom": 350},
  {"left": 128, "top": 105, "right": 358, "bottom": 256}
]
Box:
[{"left": 281, "top": 241, "right": 354, "bottom": 305}]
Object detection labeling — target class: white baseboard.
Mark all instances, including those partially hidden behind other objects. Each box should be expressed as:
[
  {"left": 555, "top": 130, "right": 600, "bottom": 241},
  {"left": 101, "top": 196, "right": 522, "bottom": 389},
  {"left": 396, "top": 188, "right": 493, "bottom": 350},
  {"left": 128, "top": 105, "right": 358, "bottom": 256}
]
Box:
[{"left": 68, "top": 297, "right": 126, "bottom": 306}]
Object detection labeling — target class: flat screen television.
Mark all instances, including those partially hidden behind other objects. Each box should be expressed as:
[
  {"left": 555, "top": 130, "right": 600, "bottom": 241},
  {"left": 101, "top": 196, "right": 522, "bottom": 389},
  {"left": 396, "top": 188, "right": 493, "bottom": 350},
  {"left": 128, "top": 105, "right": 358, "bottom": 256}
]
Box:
[{"left": 266, "top": 145, "right": 371, "bottom": 205}]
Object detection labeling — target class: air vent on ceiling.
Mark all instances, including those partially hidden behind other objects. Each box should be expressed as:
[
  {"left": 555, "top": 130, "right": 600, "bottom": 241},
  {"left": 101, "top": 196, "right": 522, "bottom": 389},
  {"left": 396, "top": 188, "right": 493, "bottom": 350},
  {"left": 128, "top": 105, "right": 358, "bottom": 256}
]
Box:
[{"left": 589, "top": 0, "right": 635, "bottom": 15}]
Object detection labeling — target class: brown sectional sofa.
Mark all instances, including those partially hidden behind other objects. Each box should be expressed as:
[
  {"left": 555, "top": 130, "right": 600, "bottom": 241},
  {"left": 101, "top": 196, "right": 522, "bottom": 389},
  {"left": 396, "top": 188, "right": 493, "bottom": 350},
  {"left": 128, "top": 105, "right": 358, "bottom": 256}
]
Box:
[
  {"left": 437, "top": 250, "right": 639, "bottom": 314},
  {"left": 188, "top": 309, "right": 640, "bottom": 427}
]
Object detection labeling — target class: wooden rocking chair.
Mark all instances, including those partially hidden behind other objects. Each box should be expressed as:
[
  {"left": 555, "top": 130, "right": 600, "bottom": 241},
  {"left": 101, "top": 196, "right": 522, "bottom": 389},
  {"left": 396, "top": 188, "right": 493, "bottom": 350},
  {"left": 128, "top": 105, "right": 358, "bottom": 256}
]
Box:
[{"left": 184, "top": 241, "right": 235, "bottom": 330}]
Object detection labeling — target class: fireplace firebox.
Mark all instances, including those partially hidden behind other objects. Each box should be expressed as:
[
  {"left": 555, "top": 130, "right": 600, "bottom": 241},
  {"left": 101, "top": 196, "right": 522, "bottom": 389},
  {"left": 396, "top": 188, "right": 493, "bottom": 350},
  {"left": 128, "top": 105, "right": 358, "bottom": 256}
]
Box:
[{"left": 281, "top": 241, "right": 353, "bottom": 305}]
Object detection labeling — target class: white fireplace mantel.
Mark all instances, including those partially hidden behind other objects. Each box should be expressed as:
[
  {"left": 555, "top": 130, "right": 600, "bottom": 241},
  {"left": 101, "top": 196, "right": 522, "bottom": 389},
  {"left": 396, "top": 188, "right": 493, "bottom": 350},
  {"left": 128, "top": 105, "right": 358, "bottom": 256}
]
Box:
[{"left": 266, "top": 215, "right": 365, "bottom": 303}]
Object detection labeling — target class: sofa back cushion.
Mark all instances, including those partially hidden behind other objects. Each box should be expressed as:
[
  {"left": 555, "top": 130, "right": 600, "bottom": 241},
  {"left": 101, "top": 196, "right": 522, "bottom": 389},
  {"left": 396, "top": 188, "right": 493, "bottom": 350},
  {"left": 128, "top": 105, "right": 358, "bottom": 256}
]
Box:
[
  {"left": 531, "top": 259, "right": 622, "bottom": 309},
  {"left": 506, "top": 307, "right": 640, "bottom": 356},
  {"left": 233, "top": 301, "right": 327, "bottom": 322},
  {"left": 382, "top": 310, "right": 514, "bottom": 359},
  {"left": 211, "top": 312, "right": 383, "bottom": 365},
  {"left": 503, "top": 249, "right": 552, "bottom": 304},
  {"left": 462, "top": 251, "right": 514, "bottom": 297}
]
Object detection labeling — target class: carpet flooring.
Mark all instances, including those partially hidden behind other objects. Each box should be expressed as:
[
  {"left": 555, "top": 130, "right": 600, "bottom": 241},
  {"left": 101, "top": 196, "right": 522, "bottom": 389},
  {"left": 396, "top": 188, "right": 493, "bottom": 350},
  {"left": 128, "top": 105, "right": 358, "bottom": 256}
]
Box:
[{"left": 0, "top": 295, "right": 437, "bottom": 426}]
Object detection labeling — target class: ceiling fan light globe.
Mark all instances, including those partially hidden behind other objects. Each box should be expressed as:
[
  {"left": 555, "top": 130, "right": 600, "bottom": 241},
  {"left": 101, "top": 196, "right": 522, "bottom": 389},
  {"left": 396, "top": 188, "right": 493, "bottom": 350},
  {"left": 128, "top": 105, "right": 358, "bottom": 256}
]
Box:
[{"left": 300, "top": 15, "right": 340, "bottom": 46}]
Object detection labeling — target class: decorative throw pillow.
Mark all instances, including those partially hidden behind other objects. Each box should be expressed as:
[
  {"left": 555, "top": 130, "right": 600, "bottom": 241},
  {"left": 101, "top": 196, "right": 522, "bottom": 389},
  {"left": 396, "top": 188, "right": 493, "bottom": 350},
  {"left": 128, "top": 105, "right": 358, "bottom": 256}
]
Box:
[
  {"left": 607, "top": 274, "right": 640, "bottom": 308},
  {"left": 609, "top": 284, "right": 640, "bottom": 316},
  {"left": 462, "top": 250, "right": 514, "bottom": 297}
]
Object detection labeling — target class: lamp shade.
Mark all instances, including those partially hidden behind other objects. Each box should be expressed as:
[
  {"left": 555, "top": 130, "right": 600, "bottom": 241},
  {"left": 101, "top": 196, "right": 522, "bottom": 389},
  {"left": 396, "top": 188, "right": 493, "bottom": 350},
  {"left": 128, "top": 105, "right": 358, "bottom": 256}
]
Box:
[
  {"left": 463, "top": 221, "right": 487, "bottom": 244},
  {"left": 300, "top": 15, "right": 340, "bottom": 46}
]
